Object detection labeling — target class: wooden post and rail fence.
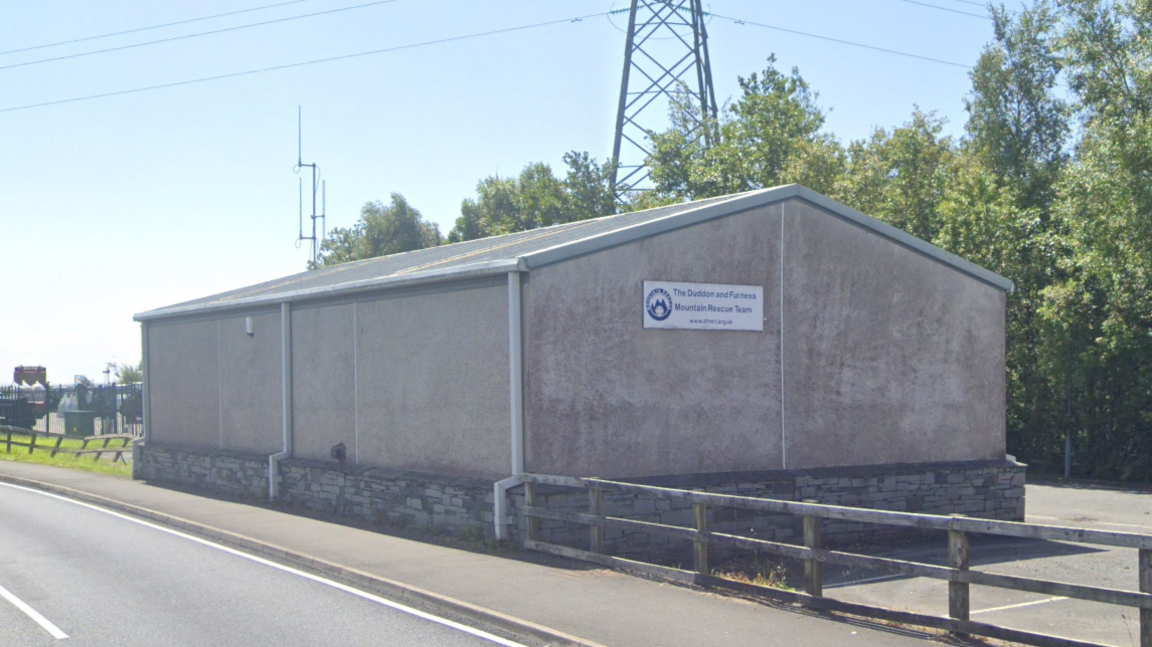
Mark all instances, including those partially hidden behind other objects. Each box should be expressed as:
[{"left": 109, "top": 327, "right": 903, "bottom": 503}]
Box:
[
  {"left": 1, "top": 425, "right": 132, "bottom": 463},
  {"left": 520, "top": 473, "right": 1152, "bottom": 647}
]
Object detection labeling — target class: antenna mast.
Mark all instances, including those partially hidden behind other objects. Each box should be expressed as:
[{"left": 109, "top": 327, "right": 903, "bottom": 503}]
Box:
[
  {"left": 610, "top": 0, "right": 717, "bottom": 200},
  {"left": 294, "top": 106, "right": 327, "bottom": 268}
]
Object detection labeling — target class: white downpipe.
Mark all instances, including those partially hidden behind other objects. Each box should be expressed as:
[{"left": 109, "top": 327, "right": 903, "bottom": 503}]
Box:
[
  {"left": 141, "top": 322, "right": 151, "bottom": 444},
  {"left": 496, "top": 270, "right": 525, "bottom": 540},
  {"left": 269, "top": 302, "right": 293, "bottom": 500},
  {"left": 780, "top": 201, "right": 787, "bottom": 470},
  {"left": 493, "top": 476, "right": 520, "bottom": 541},
  {"left": 508, "top": 271, "right": 524, "bottom": 476}
]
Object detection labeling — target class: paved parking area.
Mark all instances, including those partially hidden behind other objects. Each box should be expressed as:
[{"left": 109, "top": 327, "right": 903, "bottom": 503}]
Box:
[{"left": 824, "top": 482, "right": 1152, "bottom": 646}]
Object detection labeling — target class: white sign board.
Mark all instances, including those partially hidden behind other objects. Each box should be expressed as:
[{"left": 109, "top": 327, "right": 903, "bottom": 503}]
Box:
[{"left": 642, "top": 280, "right": 764, "bottom": 331}]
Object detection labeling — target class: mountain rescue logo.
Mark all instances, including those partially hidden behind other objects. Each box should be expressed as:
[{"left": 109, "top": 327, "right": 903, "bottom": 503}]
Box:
[{"left": 645, "top": 287, "right": 673, "bottom": 321}]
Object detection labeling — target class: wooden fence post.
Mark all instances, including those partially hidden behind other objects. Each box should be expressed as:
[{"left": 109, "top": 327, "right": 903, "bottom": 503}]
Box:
[
  {"left": 589, "top": 487, "right": 605, "bottom": 554},
  {"left": 50, "top": 436, "right": 63, "bottom": 457},
  {"left": 1140, "top": 548, "right": 1151, "bottom": 647},
  {"left": 525, "top": 481, "right": 540, "bottom": 542},
  {"left": 27, "top": 432, "right": 36, "bottom": 454},
  {"left": 803, "top": 512, "right": 823, "bottom": 599},
  {"left": 949, "top": 515, "right": 971, "bottom": 634},
  {"left": 692, "top": 501, "right": 709, "bottom": 576}
]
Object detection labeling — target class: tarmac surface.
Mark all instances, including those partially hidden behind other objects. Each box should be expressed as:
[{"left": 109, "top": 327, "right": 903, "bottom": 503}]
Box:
[
  {"left": 0, "top": 482, "right": 522, "bottom": 647},
  {"left": 825, "top": 480, "right": 1152, "bottom": 646},
  {"left": 0, "top": 461, "right": 1146, "bottom": 647},
  {"left": 0, "top": 461, "right": 963, "bottom": 647}
]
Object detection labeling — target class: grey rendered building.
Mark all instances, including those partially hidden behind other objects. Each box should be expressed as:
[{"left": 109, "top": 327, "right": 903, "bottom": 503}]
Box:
[{"left": 134, "top": 185, "right": 1023, "bottom": 545}]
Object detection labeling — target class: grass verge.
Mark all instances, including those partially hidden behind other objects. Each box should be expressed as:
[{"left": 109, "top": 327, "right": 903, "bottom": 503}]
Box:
[
  {"left": 713, "top": 553, "right": 796, "bottom": 591},
  {"left": 0, "top": 432, "right": 131, "bottom": 477}
]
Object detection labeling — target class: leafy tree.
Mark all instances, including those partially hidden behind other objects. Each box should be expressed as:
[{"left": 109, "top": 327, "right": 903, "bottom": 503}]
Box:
[
  {"left": 448, "top": 152, "right": 617, "bottom": 242},
  {"left": 314, "top": 193, "right": 441, "bottom": 268},
  {"left": 107, "top": 361, "right": 143, "bottom": 384},
  {"left": 965, "top": 4, "right": 1069, "bottom": 207},
  {"left": 834, "top": 109, "right": 956, "bottom": 241},
  {"left": 779, "top": 136, "right": 847, "bottom": 197},
  {"left": 950, "top": 2, "right": 1072, "bottom": 468},
  {"left": 1040, "top": 129, "right": 1152, "bottom": 478},
  {"left": 451, "top": 174, "right": 528, "bottom": 242},
  {"left": 641, "top": 56, "right": 827, "bottom": 204},
  {"left": 932, "top": 151, "right": 1068, "bottom": 465},
  {"left": 561, "top": 151, "right": 617, "bottom": 221},
  {"left": 1031, "top": 0, "right": 1152, "bottom": 479}
]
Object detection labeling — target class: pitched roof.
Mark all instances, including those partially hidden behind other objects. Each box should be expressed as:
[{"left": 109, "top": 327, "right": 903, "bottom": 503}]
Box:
[{"left": 135, "top": 185, "right": 1013, "bottom": 321}]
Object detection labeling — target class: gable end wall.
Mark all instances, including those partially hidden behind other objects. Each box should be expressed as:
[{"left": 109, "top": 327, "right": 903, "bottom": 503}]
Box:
[{"left": 522, "top": 197, "right": 1006, "bottom": 478}]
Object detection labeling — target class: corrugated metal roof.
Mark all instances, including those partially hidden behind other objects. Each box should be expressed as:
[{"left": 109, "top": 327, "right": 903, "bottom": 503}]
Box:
[
  {"left": 145, "top": 193, "right": 744, "bottom": 315},
  {"left": 136, "top": 185, "right": 1013, "bottom": 321}
]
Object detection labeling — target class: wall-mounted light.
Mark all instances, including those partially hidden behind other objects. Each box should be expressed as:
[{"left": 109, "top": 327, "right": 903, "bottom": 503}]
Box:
[{"left": 245, "top": 316, "right": 255, "bottom": 336}]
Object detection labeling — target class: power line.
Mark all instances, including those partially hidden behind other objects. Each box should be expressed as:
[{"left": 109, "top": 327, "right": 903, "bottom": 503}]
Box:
[
  {"left": 0, "top": 0, "right": 401, "bottom": 72},
  {"left": 0, "top": 13, "right": 607, "bottom": 114},
  {"left": 938, "top": 0, "right": 989, "bottom": 7},
  {"left": 711, "top": 13, "right": 973, "bottom": 69},
  {"left": 895, "top": 0, "right": 991, "bottom": 20},
  {"left": 0, "top": 0, "right": 318, "bottom": 57}
]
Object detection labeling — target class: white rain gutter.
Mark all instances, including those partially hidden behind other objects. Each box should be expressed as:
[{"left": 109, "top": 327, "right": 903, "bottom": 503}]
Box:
[
  {"left": 495, "top": 269, "right": 525, "bottom": 540},
  {"left": 269, "top": 302, "right": 293, "bottom": 500}
]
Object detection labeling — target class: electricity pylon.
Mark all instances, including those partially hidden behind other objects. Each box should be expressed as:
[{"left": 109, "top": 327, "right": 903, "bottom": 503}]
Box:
[{"left": 611, "top": 0, "right": 718, "bottom": 199}]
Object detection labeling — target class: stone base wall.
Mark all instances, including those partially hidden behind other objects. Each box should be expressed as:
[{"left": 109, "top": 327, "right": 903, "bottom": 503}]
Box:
[
  {"left": 515, "top": 461, "right": 1026, "bottom": 563},
  {"left": 134, "top": 443, "right": 495, "bottom": 537},
  {"left": 276, "top": 459, "right": 494, "bottom": 536},
  {"left": 134, "top": 444, "right": 1024, "bottom": 564},
  {"left": 133, "top": 443, "right": 268, "bottom": 500}
]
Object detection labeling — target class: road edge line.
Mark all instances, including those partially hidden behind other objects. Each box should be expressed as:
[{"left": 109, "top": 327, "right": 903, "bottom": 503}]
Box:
[
  {"left": 0, "top": 581, "right": 69, "bottom": 639},
  {"left": 0, "top": 472, "right": 609, "bottom": 647}
]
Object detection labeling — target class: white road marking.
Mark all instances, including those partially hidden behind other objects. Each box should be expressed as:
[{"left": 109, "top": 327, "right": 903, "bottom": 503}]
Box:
[
  {"left": 1029, "top": 514, "right": 1152, "bottom": 531},
  {"left": 825, "top": 574, "right": 904, "bottom": 589},
  {"left": 971, "top": 596, "right": 1068, "bottom": 615},
  {"left": 0, "top": 482, "right": 527, "bottom": 647},
  {"left": 0, "top": 581, "right": 69, "bottom": 639}
]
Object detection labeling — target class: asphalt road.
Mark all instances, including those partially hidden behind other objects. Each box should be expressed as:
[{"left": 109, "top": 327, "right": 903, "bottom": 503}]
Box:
[
  {"left": 0, "top": 483, "right": 527, "bottom": 647},
  {"left": 824, "top": 482, "right": 1152, "bottom": 646}
]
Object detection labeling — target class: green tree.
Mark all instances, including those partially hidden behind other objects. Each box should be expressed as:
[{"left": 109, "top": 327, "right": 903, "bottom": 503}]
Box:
[
  {"left": 942, "top": 2, "right": 1073, "bottom": 468},
  {"left": 314, "top": 193, "right": 441, "bottom": 268},
  {"left": 107, "top": 361, "right": 143, "bottom": 384},
  {"left": 1041, "top": 128, "right": 1152, "bottom": 478},
  {"left": 932, "top": 152, "right": 1068, "bottom": 465},
  {"left": 1031, "top": 0, "right": 1152, "bottom": 479},
  {"left": 561, "top": 151, "right": 617, "bottom": 221},
  {"left": 641, "top": 56, "right": 827, "bottom": 204},
  {"left": 834, "top": 109, "right": 956, "bottom": 241},
  {"left": 965, "top": 4, "right": 1069, "bottom": 207},
  {"left": 779, "top": 136, "right": 847, "bottom": 197},
  {"left": 448, "top": 152, "right": 617, "bottom": 243},
  {"left": 451, "top": 174, "right": 531, "bottom": 242}
]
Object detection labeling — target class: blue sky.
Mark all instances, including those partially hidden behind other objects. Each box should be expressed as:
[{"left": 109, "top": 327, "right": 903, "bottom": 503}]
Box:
[{"left": 0, "top": 0, "right": 1023, "bottom": 382}]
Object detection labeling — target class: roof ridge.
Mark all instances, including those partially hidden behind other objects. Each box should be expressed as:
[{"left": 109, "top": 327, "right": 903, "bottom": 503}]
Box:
[
  {"left": 135, "top": 186, "right": 1013, "bottom": 322},
  {"left": 393, "top": 222, "right": 587, "bottom": 275}
]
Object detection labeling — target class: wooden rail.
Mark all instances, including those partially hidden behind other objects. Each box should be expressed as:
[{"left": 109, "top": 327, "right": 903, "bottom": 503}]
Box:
[
  {"left": 1, "top": 427, "right": 133, "bottom": 463},
  {"left": 521, "top": 473, "right": 1152, "bottom": 647}
]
